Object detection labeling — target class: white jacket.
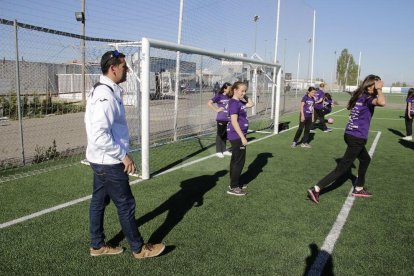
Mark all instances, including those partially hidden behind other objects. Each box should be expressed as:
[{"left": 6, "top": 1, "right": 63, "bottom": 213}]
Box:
[{"left": 84, "top": 75, "right": 129, "bottom": 164}]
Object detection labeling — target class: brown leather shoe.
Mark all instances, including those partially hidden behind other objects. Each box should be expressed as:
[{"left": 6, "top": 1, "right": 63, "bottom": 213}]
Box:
[
  {"left": 90, "top": 245, "right": 124, "bottom": 256},
  {"left": 133, "top": 243, "right": 166, "bottom": 259}
]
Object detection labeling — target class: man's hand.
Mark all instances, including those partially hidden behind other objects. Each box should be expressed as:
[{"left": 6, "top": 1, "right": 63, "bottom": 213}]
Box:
[{"left": 122, "top": 154, "right": 136, "bottom": 174}]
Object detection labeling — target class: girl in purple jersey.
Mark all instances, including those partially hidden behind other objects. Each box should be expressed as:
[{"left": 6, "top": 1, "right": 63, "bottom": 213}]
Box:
[
  {"left": 207, "top": 82, "right": 232, "bottom": 157},
  {"left": 307, "top": 75, "right": 386, "bottom": 203},
  {"left": 402, "top": 88, "right": 414, "bottom": 141},
  {"left": 291, "top": 87, "right": 316, "bottom": 148},
  {"left": 226, "top": 81, "right": 254, "bottom": 196},
  {"left": 322, "top": 93, "right": 333, "bottom": 115}
]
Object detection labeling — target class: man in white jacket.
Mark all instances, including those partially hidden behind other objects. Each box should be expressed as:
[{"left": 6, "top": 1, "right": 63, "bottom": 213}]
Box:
[{"left": 85, "top": 50, "right": 165, "bottom": 259}]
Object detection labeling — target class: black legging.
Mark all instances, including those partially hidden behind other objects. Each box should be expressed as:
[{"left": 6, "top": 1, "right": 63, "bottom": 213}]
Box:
[
  {"left": 405, "top": 114, "right": 413, "bottom": 136},
  {"left": 317, "top": 134, "right": 371, "bottom": 189},
  {"left": 293, "top": 116, "right": 313, "bottom": 144},
  {"left": 229, "top": 138, "right": 246, "bottom": 188},
  {"left": 313, "top": 108, "right": 328, "bottom": 130},
  {"left": 216, "top": 121, "right": 228, "bottom": 153}
]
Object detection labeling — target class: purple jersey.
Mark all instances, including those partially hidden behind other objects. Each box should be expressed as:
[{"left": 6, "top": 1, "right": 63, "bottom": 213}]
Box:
[
  {"left": 406, "top": 97, "right": 414, "bottom": 116},
  {"left": 323, "top": 98, "right": 332, "bottom": 113},
  {"left": 345, "top": 93, "right": 375, "bottom": 139},
  {"left": 301, "top": 94, "right": 315, "bottom": 118},
  {"left": 211, "top": 93, "right": 230, "bottom": 121},
  {"left": 227, "top": 99, "right": 248, "bottom": 140},
  {"left": 314, "top": 89, "right": 325, "bottom": 110}
]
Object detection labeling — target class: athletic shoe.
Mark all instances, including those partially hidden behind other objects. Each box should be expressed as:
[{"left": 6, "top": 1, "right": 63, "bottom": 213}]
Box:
[
  {"left": 223, "top": 151, "right": 232, "bottom": 156},
  {"left": 227, "top": 187, "right": 246, "bottom": 196},
  {"left": 90, "top": 245, "right": 124, "bottom": 256},
  {"left": 352, "top": 188, "right": 372, "bottom": 197},
  {"left": 323, "top": 128, "right": 332, "bottom": 133},
  {"left": 228, "top": 184, "right": 247, "bottom": 190},
  {"left": 216, "top": 152, "right": 224, "bottom": 158},
  {"left": 133, "top": 243, "right": 166, "bottom": 259},
  {"left": 291, "top": 142, "right": 297, "bottom": 148},
  {"left": 309, "top": 129, "right": 316, "bottom": 133},
  {"left": 402, "top": 135, "right": 413, "bottom": 141},
  {"left": 301, "top": 143, "right": 312, "bottom": 148},
  {"left": 307, "top": 188, "right": 319, "bottom": 204}
]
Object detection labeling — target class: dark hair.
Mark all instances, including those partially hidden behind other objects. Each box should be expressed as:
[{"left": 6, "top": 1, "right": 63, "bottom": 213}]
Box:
[
  {"left": 101, "top": 50, "right": 126, "bottom": 74},
  {"left": 319, "top": 83, "right": 325, "bottom": 88},
  {"left": 324, "top": 93, "right": 332, "bottom": 100},
  {"left": 219, "top": 82, "right": 232, "bottom": 94},
  {"left": 347, "top": 74, "right": 380, "bottom": 110},
  {"left": 228, "top": 81, "right": 247, "bottom": 98},
  {"left": 307, "top": 86, "right": 316, "bottom": 93},
  {"left": 407, "top": 88, "right": 414, "bottom": 99}
]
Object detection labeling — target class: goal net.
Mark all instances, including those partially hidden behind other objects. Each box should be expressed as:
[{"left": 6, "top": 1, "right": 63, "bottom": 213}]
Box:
[{"left": 113, "top": 38, "right": 282, "bottom": 179}]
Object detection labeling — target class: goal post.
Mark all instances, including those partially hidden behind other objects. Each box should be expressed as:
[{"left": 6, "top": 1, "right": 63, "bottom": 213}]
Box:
[{"left": 139, "top": 37, "right": 282, "bottom": 180}]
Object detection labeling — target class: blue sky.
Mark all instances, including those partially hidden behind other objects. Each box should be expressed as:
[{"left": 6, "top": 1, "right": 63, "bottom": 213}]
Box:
[
  {"left": 305, "top": 0, "right": 414, "bottom": 85},
  {"left": 1, "top": 0, "right": 413, "bottom": 85}
]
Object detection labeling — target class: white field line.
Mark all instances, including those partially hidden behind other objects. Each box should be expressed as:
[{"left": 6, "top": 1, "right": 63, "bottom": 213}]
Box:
[
  {"left": 307, "top": 130, "right": 382, "bottom": 276},
  {"left": 331, "top": 114, "right": 404, "bottom": 121},
  {"left": 0, "top": 108, "right": 347, "bottom": 229}
]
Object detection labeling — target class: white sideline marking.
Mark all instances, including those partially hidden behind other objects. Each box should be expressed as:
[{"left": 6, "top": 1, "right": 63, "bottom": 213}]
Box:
[
  {"left": 0, "top": 108, "right": 348, "bottom": 229},
  {"left": 332, "top": 114, "right": 404, "bottom": 121},
  {"left": 0, "top": 195, "right": 92, "bottom": 229},
  {"left": 308, "top": 131, "right": 382, "bottom": 275}
]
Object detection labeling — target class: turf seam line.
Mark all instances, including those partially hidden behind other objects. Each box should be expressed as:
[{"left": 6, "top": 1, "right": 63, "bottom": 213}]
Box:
[{"left": 307, "top": 131, "right": 382, "bottom": 275}]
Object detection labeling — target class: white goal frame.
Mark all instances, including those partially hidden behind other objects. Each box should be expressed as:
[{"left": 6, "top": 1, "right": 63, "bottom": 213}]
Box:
[{"left": 139, "top": 37, "right": 282, "bottom": 179}]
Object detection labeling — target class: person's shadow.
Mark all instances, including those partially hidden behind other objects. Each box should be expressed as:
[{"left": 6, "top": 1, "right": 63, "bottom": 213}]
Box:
[
  {"left": 319, "top": 158, "right": 357, "bottom": 195},
  {"left": 388, "top": 128, "right": 405, "bottom": 138},
  {"left": 107, "top": 170, "right": 228, "bottom": 246},
  {"left": 303, "top": 243, "right": 334, "bottom": 276},
  {"left": 399, "top": 139, "right": 414, "bottom": 150},
  {"left": 240, "top": 152, "right": 273, "bottom": 186}
]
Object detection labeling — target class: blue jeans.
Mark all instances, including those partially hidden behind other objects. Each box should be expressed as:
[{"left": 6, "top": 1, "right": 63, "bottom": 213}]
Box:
[{"left": 89, "top": 163, "right": 144, "bottom": 253}]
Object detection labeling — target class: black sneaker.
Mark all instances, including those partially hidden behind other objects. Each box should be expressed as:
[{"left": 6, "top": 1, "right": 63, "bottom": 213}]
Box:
[
  {"left": 352, "top": 188, "right": 372, "bottom": 197},
  {"left": 307, "top": 188, "right": 319, "bottom": 204},
  {"left": 227, "top": 187, "right": 246, "bottom": 196}
]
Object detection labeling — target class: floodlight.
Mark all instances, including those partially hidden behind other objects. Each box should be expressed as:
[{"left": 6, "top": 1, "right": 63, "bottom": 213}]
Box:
[{"left": 75, "top": 12, "right": 85, "bottom": 23}]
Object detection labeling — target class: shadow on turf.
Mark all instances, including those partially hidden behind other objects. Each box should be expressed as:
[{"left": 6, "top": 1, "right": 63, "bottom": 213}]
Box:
[
  {"left": 107, "top": 170, "right": 228, "bottom": 253},
  {"left": 240, "top": 152, "right": 273, "bottom": 186},
  {"left": 150, "top": 137, "right": 215, "bottom": 176},
  {"left": 399, "top": 139, "right": 414, "bottom": 150},
  {"left": 388, "top": 128, "right": 405, "bottom": 138},
  {"left": 318, "top": 158, "right": 357, "bottom": 196},
  {"left": 303, "top": 243, "right": 334, "bottom": 276}
]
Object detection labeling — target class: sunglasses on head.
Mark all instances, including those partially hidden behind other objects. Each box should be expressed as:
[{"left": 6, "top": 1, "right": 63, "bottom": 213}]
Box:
[
  {"left": 103, "top": 50, "right": 121, "bottom": 68},
  {"left": 110, "top": 50, "right": 120, "bottom": 59}
]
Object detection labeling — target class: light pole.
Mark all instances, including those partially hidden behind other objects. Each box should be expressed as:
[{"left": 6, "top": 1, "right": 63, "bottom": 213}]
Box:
[
  {"left": 75, "top": 0, "right": 86, "bottom": 105},
  {"left": 283, "top": 38, "right": 286, "bottom": 71},
  {"left": 253, "top": 15, "right": 260, "bottom": 54},
  {"left": 307, "top": 38, "right": 311, "bottom": 84}
]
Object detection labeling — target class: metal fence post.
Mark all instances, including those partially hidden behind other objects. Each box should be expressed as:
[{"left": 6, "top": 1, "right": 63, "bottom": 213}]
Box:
[{"left": 14, "top": 19, "right": 25, "bottom": 165}]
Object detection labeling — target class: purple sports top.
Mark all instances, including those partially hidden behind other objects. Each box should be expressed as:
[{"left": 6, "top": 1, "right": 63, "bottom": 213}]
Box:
[
  {"left": 345, "top": 93, "right": 375, "bottom": 140},
  {"left": 210, "top": 93, "right": 230, "bottom": 122},
  {"left": 323, "top": 98, "right": 332, "bottom": 112},
  {"left": 406, "top": 97, "right": 414, "bottom": 116},
  {"left": 301, "top": 94, "right": 315, "bottom": 119},
  {"left": 314, "top": 89, "right": 325, "bottom": 110},
  {"left": 227, "top": 99, "right": 248, "bottom": 141}
]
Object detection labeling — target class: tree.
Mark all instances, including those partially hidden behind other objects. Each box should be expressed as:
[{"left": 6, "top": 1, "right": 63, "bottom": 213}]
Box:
[
  {"left": 392, "top": 81, "right": 407, "bottom": 87},
  {"left": 336, "top": 49, "right": 359, "bottom": 90}
]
